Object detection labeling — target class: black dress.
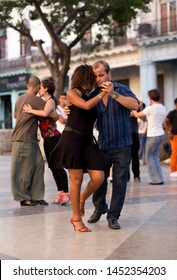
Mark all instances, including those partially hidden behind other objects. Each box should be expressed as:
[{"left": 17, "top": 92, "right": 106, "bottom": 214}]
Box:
[{"left": 49, "top": 90, "right": 103, "bottom": 171}]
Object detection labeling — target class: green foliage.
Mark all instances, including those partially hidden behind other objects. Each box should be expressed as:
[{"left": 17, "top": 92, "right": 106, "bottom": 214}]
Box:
[
  {"left": 0, "top": 0, "right": 152, "bottom": 94},
  {"left": 0, "top": 0, "right": 152, "bottom": 44}
]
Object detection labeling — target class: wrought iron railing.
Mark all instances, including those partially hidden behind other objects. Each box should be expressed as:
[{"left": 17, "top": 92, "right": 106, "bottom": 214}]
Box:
[
  {"left": 0, "top": 56, "right": 31, "bottom": 73},
  {"left": 0, "top": 16, "right": 177, "bottom": 70},
  {"left": 137, "top": 16, "right": 177, "bottom": 38}
]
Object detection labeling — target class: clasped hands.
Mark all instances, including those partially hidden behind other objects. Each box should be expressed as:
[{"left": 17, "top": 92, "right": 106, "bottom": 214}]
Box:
[{"left": 100, "top": 81, "right": 114, "bottom": 96}]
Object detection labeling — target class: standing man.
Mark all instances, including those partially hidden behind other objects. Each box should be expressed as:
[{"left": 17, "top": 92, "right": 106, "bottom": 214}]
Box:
[
  {"left": 56, "top": 92, "right": 68, "bottom": 133},
  {"left": 88, "top": 60, "right": 138, "bottom": 229},
  {"left": 132, "top": 89, "right": 166, "bottom": 185},
  {"left": 11, "top": 76, "right": 57, "bottom": 206},
  {"left": 163, "top": 98, "right": 177, "bottom": 177}
]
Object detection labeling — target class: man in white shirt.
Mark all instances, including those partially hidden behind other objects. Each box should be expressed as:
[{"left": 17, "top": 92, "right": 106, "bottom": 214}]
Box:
[
  {"left": 56, "top": 93, "right": 68, "bottom": 133},
  {"left": 132, "top": 89, "right": 166, "bottom": 185}
]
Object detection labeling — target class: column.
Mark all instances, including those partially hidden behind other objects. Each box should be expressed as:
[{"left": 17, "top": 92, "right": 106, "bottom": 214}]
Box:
[{"left": 140, "top": 44, "right": 157, "bottom": 106}]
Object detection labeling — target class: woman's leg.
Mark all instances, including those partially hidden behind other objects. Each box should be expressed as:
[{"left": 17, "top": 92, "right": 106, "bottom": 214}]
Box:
[
  {"left": 51, "top": 167, "right": 68, "bottom": 192},
  {"left": 69, "top": 169, "right": 83, "bottom": 221},
  {"left": 80, "top": 170, "right": 104, "bottom": 215},
  {"left": 44, "top": 136, "right": 69, "bottom": 203},
  {"left": 69, "top": 169, "right": 91, "bottom": 231}
]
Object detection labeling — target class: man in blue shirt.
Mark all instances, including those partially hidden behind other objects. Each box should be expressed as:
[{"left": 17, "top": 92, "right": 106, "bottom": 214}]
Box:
[{"left": 88, "top": 60, "right": 138, "bottom": 229}]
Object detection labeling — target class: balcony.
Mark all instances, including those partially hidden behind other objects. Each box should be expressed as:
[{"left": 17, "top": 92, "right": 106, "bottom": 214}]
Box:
[
  {"left": 0, "top": 56, "right": 31, "bottom": 73},
  {"left": 138, "top": 15, "right": 177, "bottom": 38}
]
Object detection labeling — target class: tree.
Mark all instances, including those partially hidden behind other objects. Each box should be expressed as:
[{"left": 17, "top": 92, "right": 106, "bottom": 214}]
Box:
[{"left": 0, "top": 0, "right": 151, "bottom": 98}]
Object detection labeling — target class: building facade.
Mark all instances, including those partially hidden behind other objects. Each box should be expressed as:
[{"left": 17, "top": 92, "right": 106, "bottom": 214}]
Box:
[
  {"left": 0, "top": 0, "right": 177, "bottom": 132},
  {"left": 69, "top": 0, "right": 177, "bottom": 111}
]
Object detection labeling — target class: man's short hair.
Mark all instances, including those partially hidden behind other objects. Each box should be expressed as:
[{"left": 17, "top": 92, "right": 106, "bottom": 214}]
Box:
[
  {"left": 148, "top": 89, "right": 160, "bottom": 102},
  {"left": 60, "top": 92, "right": 66, "bottom": 96},
  {"left": 28, "top": 76, "right": 40, "bottom": 87},
  {"left": 93, "top": 60, "right": 110, "bottom": 73}
]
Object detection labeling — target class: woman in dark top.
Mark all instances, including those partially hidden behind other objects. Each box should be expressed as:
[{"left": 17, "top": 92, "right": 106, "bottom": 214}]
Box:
[{"left": 50, "top": 64, "right": 107, "bottom": 232}]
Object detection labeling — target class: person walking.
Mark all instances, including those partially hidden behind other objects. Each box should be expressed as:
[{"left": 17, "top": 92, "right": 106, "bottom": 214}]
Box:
[
  {"left": 50, "top": 64, "right": 108, "bottom": 232},
  {"left": 23, "top": 79, "right": 69, "bottom": 205},
  {"left": 11, "top": 76, "right": 57, "bottom": 206},
  {"left": 88, "top": 60, "right": 138, "bottom": 230},
  {"left": 163, "top": 98, "right": 177, "bottom": 177},
  {"left": 132, "top": 89, "right": 166, "bottom": 185}
]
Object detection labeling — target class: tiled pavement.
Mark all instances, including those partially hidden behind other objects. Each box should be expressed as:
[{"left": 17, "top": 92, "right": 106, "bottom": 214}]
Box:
[{"left": 0, "top": 155, "right": 177, "bottom": 260}]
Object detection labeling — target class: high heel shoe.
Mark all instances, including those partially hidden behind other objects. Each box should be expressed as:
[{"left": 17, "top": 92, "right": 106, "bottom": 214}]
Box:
[
  {"left": 60, "top": 193, "right": 70, "bottom": 205},
  {"left": 52, "top": 192, "right": 63, "bottom": 204},
  {"left": 80, "top": 201, "right": 85, "bottom": 217},
  {"left": 70, "top": 218, "right": 91, "bottom": 232}
]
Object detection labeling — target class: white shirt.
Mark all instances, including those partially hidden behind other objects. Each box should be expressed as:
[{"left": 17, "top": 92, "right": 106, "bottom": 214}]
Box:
[
  {"left": 138, "top": 118, "right": 147, "bottom": 134},
  {"left": 56, "top": 105, "right": 68, "bottom": 133},
  {"left": 143, "top": 103, "right": 166, "bottom": 137}
]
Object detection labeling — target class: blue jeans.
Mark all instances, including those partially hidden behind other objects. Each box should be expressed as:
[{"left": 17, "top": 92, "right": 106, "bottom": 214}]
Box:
[
  {"left": 139, "top": 133, "right": 147, "bottom": 159},
  {"left": 146, "top": 135, "right": 164, "bottom": 183},
  {"left": 92, "top": 146, "right": 131, "bottom": 221}
]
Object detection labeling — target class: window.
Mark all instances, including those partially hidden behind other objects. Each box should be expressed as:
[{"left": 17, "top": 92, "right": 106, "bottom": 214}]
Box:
[
  {"left": 170, "top": 1, "right": 177, "bottom": 31},
  {"left": 160, "top": 0, "right": 177, "bottom": 33},
  {"left": 20, "top": 19, "right": 31, "bottom": 56}
]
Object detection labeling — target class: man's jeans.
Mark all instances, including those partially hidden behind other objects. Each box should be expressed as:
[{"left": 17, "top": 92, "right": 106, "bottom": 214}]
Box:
[
  {"left": 146, "top": 135, "right": 164, "bottom": 183},
  {"left": 92, "top": 146, "right": 131, "bottom": 220}
]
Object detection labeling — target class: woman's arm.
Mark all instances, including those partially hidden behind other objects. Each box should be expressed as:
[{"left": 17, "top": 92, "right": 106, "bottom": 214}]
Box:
[
  {"left": 58, "top": 115, "right": 67, "bottom": 124},
  {"left": 66, "top": 89, "right": 108, "bottom": 110},
  {"left": 23, "top": 99, "right": 54, "bottom": 117},
  {"left": 131, "top": 110, "right": 146, "bottom": 119}
]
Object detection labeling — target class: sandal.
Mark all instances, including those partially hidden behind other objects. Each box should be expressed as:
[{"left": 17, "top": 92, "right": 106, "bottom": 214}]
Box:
[
  {"left": 52, "top": 192, "right": 63, "bottom": 204},
  {"left": 70, "top": 217, "right": 91, "bottom": 232},
  {"left": 60, "top": 193, "right": 70, "bottom": 205}
]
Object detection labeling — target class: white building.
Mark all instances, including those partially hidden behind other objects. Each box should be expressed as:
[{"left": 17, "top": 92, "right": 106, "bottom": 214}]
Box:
[{"left": 0, "top": 0, "right": 177, "bottom": 132}]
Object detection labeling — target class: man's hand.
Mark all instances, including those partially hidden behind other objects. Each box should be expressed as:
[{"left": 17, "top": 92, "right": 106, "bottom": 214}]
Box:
[{"left": 101, "top": 81, "right": 114, "bottom": 95}]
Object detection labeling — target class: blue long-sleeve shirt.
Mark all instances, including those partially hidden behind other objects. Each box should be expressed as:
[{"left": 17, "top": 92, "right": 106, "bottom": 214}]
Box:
[{"left": 91, "top": 81, "right": 138, "bottom": 151}]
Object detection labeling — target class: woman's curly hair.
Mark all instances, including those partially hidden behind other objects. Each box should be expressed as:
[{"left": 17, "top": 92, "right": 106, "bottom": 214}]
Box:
[{"left": 71, "top": 64, "right": 95, "bottom": 90}]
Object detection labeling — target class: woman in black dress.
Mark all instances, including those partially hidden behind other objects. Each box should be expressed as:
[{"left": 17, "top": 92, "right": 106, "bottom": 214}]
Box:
[{"left": 50, "top": 65, "right": 107, "bottom": 232}]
